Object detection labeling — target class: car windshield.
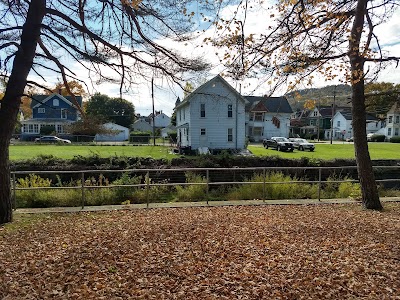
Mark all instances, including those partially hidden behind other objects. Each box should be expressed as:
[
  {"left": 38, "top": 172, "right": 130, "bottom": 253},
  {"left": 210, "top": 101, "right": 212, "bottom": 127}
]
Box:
[
  {"left": 298, "top": 139, "right": 307, "bottom": 143},
  {"left": 274, "top": 138, "right": 288, "bottom": 142}
]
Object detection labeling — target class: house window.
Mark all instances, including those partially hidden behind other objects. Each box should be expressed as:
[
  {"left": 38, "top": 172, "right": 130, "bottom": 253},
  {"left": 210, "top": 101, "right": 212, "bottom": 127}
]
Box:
[
  {"left": 61, "top": 109, "right": 67, "bottom": 119},
  {"left": 310, "top": 120, "right": 315, "bottom": 126},
  {"left": 200, "top": 128, "right": 206, "bottom": 135},
  {"left": 22, "top": 124, "right": 27, "bottom": 133},
  {"left": 228, "top": 104, "right": 233, "bottom": 118},
  {"left": 249, "top": 114, "right": 254, "bottom": 121},
  {"left": 388, "top": 128, "right": 392, "bottom": 136},
  {"left": 395, "top": 128, "right": 399, "bottom": 136},
  {"left": 53, "top": 99, "right": 59, "bottom": 106},
  {"left": 254, "top": 112, "right": 263, "bottom": 121},
  {"left": 38, "top": 108, "right": 45, "bottom": 113},
  {"left": 200, "top": 104, "right": 205, "bottom": 118},
  {"left": 228, "top": 128, "right": 233, "bottom": 142},
  {"left": 186, "top": 128, "right": 189, "bottom": 141},
  {"left": 389, "top": 116, "right": 393, "bottom": 123},
  {"left": 33, "top": 124, "right": 39, "bottom": 133},
  {"left": 337, "top": 121, "right": 340, "bottom": 127},
  {"left": 253, "top": 127, "right": 263, "bottom": 136},
  {"left": 396, "top": 116, "right": 399, "bottom": 123},
  {"left": 57, "top": 124, "right": 64, "bottom": 133},
  {"left": 183, "top": 109, "right": 185, "bottom": 120},
  {"left": 313, "top": 111, "right": 318, "bottom": 117},
  {"left": 179, "top": 110, "right": 182, "bottom": 121},
  {"left": 28, "top": 124, "right": 34, "bottom": 133}
]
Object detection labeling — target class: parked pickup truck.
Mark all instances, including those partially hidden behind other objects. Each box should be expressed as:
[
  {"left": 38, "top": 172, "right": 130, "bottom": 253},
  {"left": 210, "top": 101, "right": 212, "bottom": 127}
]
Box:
[
  {"left": 289, "top": 138, "right": 315, "bottom": 151},
  {"left": 262, "top": 137, "right": 294, "bottom": 152}
]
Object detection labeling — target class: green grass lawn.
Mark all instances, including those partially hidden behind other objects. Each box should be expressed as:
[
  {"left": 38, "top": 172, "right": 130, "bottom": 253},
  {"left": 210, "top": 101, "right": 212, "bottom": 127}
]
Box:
[
  {"left": 9, "top": 142, "right": 400, "bottom": 161},
  {"left": 9, "top": 144, "right": 176, "bottom": 160},
  {"left": 248, "top": 142, "right": 400, "bottom": 160}
]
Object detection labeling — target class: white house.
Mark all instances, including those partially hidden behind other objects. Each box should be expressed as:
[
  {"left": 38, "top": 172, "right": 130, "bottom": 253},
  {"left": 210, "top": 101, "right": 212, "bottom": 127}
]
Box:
[
  {"left": 149, "top": 111, "right": 171, "bottom": 128},
  {"left": 332, "top": 110, "right": 384, "bottom": 140},
  {"left": 245, "top": 96, "right": 293, "bottom": 141},
  {"left": 385, "top": 102, "right": 400, "bottom": 139},
  {"left": 95, "top": 122, "right": 129, "bottom": 142},
  {"left": 161, "top": 124, "right": 176, "bottom": 138},
  {"left": 131, "top": 118, "right": 153, "bottom": 132},
  {"left": 174, "top": 75, "right": 247, "bottom": 151}
]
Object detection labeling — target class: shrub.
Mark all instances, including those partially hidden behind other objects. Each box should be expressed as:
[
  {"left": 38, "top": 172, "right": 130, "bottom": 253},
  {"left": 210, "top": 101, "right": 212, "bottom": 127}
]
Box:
[
  {"left": 370, "top": 134, "right": 385, "bottom": 142},
  {"left": 175, "top": 172, "right": 207, "bottom": 201},
  {"left": 226, "top": 172, "right": 318, "bottom": 200},
  {"left": 130, "top": 131, "right": 151, "bottom": 143},
  {"left": 390, "top": 136, "right": 400, "bottom": 143}
]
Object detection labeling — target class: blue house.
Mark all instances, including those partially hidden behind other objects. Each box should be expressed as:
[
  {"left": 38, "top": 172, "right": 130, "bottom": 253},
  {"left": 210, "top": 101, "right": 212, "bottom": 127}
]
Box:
[{"left": 21, "top": 93, "right": 82, "bottom": 140}]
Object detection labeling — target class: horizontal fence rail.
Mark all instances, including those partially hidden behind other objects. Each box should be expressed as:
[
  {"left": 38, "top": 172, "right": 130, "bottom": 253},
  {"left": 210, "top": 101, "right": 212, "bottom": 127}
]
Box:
[{"left": 10, "top": 166, "right": 400, "bottom": 210}]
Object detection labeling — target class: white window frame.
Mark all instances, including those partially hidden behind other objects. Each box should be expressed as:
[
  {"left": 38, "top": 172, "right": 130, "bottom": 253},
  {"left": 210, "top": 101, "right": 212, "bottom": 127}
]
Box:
[
  {"left": 200, "top": 103, "right": 205, "bottom": 118},
  {"left": 228, "top": 128, "right": 233, "bottom": 142},
  {"left": 200, "top": 128, "right": 206, "bottom": 135},
  {"left": 61, "top": 109, "right": 67, "bottom": 119},
  {"left": 53, "top": 99, "right": 59, "bottom": 106},
  {"left": 228, "top": 104, "right": 233, "bottom": 118},
  {"left": 38, "top": 108, "right": 45, "bottom": 113}
]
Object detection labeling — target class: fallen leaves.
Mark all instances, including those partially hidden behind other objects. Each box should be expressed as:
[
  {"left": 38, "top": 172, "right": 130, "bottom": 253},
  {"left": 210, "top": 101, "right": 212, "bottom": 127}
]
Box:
[{"left": 0, "top": 203, "right": 399, "bottom": 299}]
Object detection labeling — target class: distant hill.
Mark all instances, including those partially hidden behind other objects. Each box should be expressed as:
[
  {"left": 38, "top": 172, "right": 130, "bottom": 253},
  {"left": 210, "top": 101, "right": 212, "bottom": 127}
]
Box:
[{"left": 285, "top": 85, "right": 352, "bottom": 111}]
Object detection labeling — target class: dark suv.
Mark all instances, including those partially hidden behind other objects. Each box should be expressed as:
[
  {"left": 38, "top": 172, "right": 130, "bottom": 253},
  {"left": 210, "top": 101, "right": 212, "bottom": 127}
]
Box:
[{"left": 262, "top": 137, "right": 294, "bottom": 152}]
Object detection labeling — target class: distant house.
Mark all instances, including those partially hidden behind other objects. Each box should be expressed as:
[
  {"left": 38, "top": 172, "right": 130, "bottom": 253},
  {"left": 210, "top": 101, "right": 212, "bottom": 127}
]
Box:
[
  {"left": 149, "top": 111, "right": 171, "bottom": 128},
  {"left": 332, "top": 110, "right": 384, "bottom": 140},
  {"left": 20, "top": 93, "right": 82, "bottom": 140},
  {"left": 385, "top": 102, "right": 400, "bottom": 139},
  {"left": 245, "top": 96, "right": 293, "bottom": 141},
  {"left": 131, "top": 118, "right": 153, "bottom": 132},
  {"left": 174, "top": 75, "right": 247, "bottom": 151},
  {"left": 95, "top": 122, "right": 129, "bottom": 142},
  {"left": 161, "top": 124, "right": 176, "bottom": 138}
]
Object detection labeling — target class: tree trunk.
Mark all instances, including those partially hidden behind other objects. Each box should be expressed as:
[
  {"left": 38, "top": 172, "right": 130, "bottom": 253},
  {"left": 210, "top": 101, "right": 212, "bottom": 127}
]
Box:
[
  {"left": 0, "top": 0, "right": 46, "bottom": 225},
  {"left": 348, "top": 0, "right": 382, "bottom": 210}
]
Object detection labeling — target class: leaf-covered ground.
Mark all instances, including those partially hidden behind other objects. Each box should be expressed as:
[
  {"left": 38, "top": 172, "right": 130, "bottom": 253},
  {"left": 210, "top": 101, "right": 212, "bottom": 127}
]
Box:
[{"left": 1, "top": 203, "right": 399, "bottom": 299}]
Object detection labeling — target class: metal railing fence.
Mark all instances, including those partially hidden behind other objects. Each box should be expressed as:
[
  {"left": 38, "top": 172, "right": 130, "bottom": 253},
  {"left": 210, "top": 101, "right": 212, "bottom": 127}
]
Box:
[{"left": 10, "top": 165, "right": 400, "bottom": 210}]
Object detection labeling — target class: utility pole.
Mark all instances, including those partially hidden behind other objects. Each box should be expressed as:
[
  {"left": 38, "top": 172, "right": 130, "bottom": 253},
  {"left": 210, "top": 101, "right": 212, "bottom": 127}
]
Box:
[
  {"left": 151, "top": 77, "right": 155, "bottom": 146},
  {"left": 330, "top": 86, "right": 336, "bottom": 144},
  {"left": 317, "top": 96, "right": 321, "bottom": 141}
]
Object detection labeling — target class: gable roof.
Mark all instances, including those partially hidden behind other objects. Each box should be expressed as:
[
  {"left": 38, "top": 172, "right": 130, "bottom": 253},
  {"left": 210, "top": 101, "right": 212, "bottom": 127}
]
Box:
[
  {"left": 31, "top": 93, "right": 83, "bottom": 109},
  {"left": 387, "top": 101, "right": 400, "bottom": 114},
  {"left": 335, "top": 110, "right": 379, "bottom": 122},
  {"left": 175, "top": 75, "right": 248, "bottom": 109},
  {"left": 245, "top": 96, "right": 293, "bottom": 114}
]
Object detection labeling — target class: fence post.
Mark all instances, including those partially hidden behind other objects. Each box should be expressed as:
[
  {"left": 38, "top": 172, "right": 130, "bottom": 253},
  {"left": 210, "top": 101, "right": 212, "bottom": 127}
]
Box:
[
  {"left": 206, "top": 169, "right": 209, "bottom": 205},
  {"left": 318, "top": 168, "right": 322, "bottom": 202},
  {"left": 146, "top": 171, "right": 150, "bottom": 208},
  {"left": 263, "top": 168, "right": 266, "bottom": 202},
  {"left": 12, "top": 173, "right": 16, "bottom": 211},
  {"left": 81, "top": 172, "right": 85, "bottom": 209}
]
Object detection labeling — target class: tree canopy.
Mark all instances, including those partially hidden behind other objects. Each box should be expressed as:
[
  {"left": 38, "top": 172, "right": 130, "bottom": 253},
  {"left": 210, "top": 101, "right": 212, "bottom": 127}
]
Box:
[
  {"left": 0, "top": 0, "right": 229, "bottom": 224},
  {"left": 85, "top": 93, "right": 136, "bottom": 128},
  {"left": 213, "top": 0, "right": 400, "bottom": 210}
]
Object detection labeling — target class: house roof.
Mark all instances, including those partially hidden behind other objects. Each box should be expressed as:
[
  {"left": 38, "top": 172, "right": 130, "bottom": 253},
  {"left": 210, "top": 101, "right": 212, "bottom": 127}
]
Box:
[
  {"left": 175, "top": 75, "right": 248, "bottom": 110},
  {"left": 31, "top": 93, "right": 83, "bottom": 109},
  {"left": 244, "top": 96, "right": 293, "bottom": 114},
  {"left": 335, "top": 111, "right": 379, "bottom": 122},
  {"left": 387, "top": 101, "right": 400, "bottom": 114}
]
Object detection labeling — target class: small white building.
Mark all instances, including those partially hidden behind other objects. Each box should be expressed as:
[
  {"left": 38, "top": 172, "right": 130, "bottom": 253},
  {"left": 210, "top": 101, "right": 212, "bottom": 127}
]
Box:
[
  {"left": 131, "top": 118, "right": 153, "bottom": 132},
  {"left": 174, "top": 75, "right": 247, "bottom": 151},
  {"left": 149, "top": 112, "right": 171, "bottom": 128},
  {"left": 332, "top": 111, "right": 384, "bottom": 140},
  {"left": 385, "top": 102, "right": 400, "bottom": 139},
  {"left": 95, "top": 123, "right": 129, "bottom": 142},
  {"left": 245, "top": 96, "right": 293, "bottom": 141}
]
